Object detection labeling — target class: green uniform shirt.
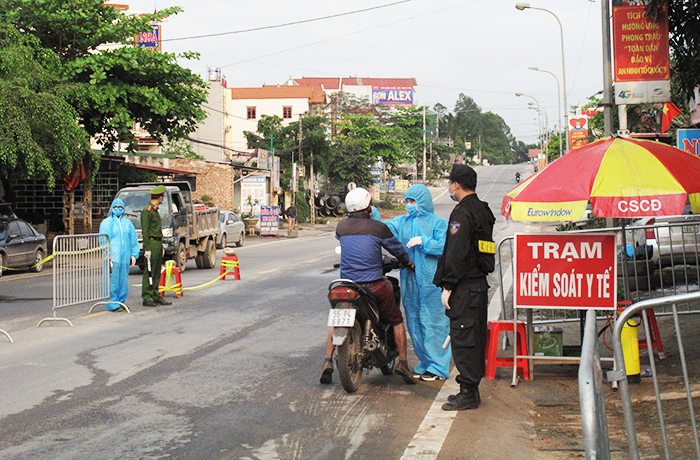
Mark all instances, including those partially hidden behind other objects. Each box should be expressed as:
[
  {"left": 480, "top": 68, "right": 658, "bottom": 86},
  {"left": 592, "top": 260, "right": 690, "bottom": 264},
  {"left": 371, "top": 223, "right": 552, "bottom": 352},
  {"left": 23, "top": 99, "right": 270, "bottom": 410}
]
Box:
[{"left": 141, "top": 202, "right": 162, "bottom": 244}]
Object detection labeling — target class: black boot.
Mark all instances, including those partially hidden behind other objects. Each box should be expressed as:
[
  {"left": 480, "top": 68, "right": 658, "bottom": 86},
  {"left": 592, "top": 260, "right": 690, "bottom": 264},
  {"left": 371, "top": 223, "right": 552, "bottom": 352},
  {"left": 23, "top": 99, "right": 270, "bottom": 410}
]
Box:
[{"left": 443, "top": 387, "right": 480, "bottom": 411}]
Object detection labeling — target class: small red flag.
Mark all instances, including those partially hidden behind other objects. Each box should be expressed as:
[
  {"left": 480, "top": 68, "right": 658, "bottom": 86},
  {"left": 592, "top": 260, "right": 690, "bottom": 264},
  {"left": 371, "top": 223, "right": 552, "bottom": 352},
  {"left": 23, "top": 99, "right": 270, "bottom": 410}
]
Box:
[{"left": 661, "top": 102, "right": 682, "bottom": 133}]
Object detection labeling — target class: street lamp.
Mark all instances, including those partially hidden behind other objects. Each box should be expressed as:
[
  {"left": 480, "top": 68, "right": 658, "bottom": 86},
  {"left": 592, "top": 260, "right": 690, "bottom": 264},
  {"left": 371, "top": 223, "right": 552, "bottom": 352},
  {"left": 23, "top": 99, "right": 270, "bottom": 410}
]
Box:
[
  {"left": 529, "top": 66, "right": 563, "bottom": 158},
  {"left": 529, "top": 103, "right": 549, "bottom": 154},
  {"left": 516, "top": 92, "right": 544, "bottom": 154},
  {"left": 516, "top": 3, "right": 569, "bottom": 154}
]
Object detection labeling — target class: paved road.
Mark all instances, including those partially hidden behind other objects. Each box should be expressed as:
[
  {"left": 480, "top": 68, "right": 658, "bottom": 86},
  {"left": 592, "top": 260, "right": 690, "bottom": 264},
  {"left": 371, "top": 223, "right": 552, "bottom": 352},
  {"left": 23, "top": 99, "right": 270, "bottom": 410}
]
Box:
[{"left": 1, "top": 163, "right": 568, "bottom": 460}]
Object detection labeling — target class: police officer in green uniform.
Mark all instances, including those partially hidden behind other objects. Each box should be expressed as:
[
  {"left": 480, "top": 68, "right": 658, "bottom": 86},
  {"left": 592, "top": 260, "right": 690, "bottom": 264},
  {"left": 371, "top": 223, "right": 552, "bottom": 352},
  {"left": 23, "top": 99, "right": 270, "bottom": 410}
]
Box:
[
  {"left": 141, "top": 185, "right": 172, "bottom": 307},
  {"left": 434, "top": 164, "right": 496, "bottom": 411}
]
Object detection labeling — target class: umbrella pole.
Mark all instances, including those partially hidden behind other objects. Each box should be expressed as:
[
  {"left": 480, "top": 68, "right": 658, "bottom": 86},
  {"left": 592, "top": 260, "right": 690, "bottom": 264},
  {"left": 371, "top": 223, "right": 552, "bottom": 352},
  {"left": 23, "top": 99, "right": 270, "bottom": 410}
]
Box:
[{"left": 621, "top": 222, "right": 632, "bottom": 301}]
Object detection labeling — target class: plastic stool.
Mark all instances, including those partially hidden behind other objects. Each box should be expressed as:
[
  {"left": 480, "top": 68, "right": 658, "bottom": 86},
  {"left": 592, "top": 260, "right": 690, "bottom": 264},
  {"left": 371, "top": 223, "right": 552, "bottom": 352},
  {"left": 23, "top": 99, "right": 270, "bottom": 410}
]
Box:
[
  {"left": 159, "top": 260, "right": 183, "bottom": 298},
  {"left": 619, "top": 301, "right": 665, "bottom": 359},
  {"left": 220, "top": 255, "right": 240, "bottom": 280},
  {"left": 485, "top": 320, "right": 530, "bottom": 380}
]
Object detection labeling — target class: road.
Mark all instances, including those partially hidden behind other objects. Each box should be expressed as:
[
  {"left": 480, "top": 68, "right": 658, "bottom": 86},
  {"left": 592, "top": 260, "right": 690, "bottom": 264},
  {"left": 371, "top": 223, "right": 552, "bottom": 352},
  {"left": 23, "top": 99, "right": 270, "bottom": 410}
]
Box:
[{"left": 0, "top": 164, "right": 538, "bottom": 460}]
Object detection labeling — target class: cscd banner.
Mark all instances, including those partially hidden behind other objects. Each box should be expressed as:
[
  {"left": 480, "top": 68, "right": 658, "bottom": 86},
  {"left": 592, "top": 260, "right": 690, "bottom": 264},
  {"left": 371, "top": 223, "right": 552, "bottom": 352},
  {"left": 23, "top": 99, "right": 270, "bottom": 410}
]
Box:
[
  {"left": 515, "top": 233, "right": 617, "bottom": 310},
  {"left": 612, "top": 3, "right": 671, "bottom": 104}
]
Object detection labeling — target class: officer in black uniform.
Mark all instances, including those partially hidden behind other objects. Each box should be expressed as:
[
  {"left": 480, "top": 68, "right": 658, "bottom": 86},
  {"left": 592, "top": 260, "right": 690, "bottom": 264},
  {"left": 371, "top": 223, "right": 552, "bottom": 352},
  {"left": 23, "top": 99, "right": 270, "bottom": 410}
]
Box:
[
  {"left": 141, "top": 184, "right": 172, "bottom": 307},
  {"left": 434, "top": 164, "right": 495, "bottom": 411}
]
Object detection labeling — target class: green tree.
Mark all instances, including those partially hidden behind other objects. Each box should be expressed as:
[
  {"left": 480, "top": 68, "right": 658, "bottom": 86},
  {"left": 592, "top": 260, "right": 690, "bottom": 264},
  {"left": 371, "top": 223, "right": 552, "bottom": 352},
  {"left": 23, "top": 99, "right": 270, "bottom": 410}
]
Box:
[
  {"left": 0, "top": 23, "right": 89, "bottom": 189},
  {"left": 1, "top": 0, "right": 207, "bottom": 186},
  {"left": 650, "top": 0, "right": 700, "bottom": 100}
]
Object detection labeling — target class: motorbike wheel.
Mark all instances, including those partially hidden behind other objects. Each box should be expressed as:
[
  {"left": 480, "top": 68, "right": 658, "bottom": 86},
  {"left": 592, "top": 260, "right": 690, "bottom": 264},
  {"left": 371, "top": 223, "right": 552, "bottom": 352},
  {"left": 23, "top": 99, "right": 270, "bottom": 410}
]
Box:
[
  {"left": 336, "top": 322, "right": 363, "bottom": 393},
  {"left": 380, "top": 357, "right": 397, "bottom": 375}
]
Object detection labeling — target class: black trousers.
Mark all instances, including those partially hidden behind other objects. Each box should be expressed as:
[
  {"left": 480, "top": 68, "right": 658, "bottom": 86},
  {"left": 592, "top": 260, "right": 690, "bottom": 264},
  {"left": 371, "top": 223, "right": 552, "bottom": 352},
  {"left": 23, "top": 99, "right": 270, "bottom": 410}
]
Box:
[{"left": 446, "top": 278, "right": 489, "bottom": 390}]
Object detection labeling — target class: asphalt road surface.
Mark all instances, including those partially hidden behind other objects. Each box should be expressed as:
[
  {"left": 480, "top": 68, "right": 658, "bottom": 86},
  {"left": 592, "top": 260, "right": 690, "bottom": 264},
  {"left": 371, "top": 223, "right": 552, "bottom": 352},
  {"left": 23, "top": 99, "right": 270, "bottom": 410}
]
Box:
[{"left": 0, "top": 164, "right": 538, "bottom": 460}]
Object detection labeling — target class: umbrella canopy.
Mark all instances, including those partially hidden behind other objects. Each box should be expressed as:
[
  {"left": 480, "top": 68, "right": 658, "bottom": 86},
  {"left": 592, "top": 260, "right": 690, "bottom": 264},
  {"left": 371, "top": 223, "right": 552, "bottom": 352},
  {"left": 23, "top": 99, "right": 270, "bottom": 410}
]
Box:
[{"left": 502, "top": 137, "right": 700, "bottom": 222}]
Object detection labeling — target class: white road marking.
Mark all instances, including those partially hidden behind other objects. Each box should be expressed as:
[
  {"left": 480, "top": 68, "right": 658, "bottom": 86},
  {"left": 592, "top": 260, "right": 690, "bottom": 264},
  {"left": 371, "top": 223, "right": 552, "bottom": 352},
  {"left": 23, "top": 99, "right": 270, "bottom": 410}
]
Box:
[{"left": 399, "top": 368, "right": 460, "bottom": 459}]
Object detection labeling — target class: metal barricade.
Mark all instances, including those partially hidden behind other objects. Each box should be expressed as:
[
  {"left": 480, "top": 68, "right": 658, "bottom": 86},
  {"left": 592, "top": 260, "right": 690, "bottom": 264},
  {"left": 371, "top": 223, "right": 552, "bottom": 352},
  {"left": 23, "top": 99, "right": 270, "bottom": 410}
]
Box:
[
  {"left": 607, "top": 292, "right": 700, "bottom": 460},
  {"left": 578, "top": 309, "right": 611, "bottom": 460},
  {"left": 496, "top": 221, "right": 700, "bottom": 328},
  {"left": 0, "top": 328, "right": 12, "bottom": 343},
  {"left": 37, "top": 233, "right": 128, "bottom": 327}
]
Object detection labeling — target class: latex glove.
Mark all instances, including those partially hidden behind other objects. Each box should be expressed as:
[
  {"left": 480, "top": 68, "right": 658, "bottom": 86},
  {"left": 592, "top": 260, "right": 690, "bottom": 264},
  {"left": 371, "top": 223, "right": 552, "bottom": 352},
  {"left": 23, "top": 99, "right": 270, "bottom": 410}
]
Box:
[
  {"left": 144, "top": 250, "right": 151, "bottom": 260},
  {"left": 441, "top": 289, "right": 452, "bottom": 310},
  {"left": 406, "top": 236, "right": 422, "bottom": 248},
  {"left": 130, "top": 256, "right": 136, "bottom": 267}
]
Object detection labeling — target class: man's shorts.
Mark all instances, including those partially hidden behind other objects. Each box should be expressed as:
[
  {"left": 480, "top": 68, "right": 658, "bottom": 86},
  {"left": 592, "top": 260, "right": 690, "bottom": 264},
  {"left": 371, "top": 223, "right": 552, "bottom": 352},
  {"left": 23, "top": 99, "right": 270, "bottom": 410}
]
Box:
[{"left": 361, "top": 279, "right": 403, "bottom": 327}]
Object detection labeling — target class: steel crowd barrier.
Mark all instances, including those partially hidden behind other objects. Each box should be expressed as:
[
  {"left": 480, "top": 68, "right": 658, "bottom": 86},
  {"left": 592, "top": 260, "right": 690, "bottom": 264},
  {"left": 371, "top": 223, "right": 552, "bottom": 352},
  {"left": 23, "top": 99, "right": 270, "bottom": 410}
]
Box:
[
  {"left": 0, "top": 328, "right": 12, "bottom": 343},
  {"left": 496, "top": 221, "right": 700, "bottom": 329},
  {"left": 578, "top": 309, "right": 611, "bottom": 460},
  {"left": 37, "top": 233, "right": 127, "bottom": 327},
  {"left": 607, "top": 292, "right": 700, "bottom": 460}
]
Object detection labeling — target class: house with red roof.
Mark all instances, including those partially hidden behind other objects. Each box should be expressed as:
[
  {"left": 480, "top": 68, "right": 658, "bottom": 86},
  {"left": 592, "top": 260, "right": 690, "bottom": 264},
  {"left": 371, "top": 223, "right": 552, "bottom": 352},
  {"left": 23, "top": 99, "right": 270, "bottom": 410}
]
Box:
[
  {"left": 284, "top": 77, "right": 417, "bottom": 107},
  {"left": 228, "top": 85, "right": 326, "bottom": 154}
]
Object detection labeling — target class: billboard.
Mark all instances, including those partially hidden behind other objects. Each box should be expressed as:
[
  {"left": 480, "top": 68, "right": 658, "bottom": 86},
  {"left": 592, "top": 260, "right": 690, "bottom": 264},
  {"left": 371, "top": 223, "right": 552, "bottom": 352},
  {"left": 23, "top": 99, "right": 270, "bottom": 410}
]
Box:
[
  {"left": 612, "top": 4, "right": 671, "bottom": 104},
  {"left": 568, "top": 115, "right": 589, "bottom": 150},
  {"left": 515, "top": 233, "right": 617, "bottom": 310},
  {"left": 241, "top": 176, "right": 266, "bottom": 216},
  {"left": 677, "top": 129, "right": 700, "bottom": 157},
  {"left": 138, "top": 24, "right": 161, "bottom": 51},
  {"left": 371, "top": 86, "right": 414, "bottom": 106},
  {"left": 260, "top": 206, "right": 279, "bottom": 236}
]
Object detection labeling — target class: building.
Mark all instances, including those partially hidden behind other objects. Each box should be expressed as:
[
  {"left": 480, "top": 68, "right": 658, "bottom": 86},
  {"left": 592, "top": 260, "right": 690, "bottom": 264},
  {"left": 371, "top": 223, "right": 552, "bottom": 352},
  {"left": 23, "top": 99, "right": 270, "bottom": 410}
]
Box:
[
  {"left": 228, "top": 85, "right": 326, "bottom": 153},
  {"left": 284, "top": 77, "right": 417, "bottom": 107}
]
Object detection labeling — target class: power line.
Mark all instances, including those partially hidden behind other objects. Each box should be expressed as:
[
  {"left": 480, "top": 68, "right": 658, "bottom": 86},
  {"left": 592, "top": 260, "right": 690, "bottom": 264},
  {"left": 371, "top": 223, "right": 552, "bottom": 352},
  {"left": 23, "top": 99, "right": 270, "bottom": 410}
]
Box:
[{"left": 163, "top": 0, "right": 410, "bottom": 42}]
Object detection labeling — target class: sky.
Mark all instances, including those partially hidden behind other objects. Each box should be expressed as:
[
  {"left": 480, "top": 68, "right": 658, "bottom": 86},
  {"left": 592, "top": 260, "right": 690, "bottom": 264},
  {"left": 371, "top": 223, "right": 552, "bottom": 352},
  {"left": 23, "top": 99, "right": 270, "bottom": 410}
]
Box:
[{"left": 120, "top": 0, "right": 606, "bottom": 146}]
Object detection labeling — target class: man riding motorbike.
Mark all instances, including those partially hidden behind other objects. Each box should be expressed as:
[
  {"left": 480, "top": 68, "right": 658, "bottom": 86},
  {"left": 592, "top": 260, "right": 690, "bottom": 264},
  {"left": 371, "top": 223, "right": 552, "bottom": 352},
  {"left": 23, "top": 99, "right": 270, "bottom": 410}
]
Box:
[
  {"left": 515, "top": 171, "right": 521, "bottom": 183},
  {"left": 320, "top": 187, "right": 416, "bottom": 385}
]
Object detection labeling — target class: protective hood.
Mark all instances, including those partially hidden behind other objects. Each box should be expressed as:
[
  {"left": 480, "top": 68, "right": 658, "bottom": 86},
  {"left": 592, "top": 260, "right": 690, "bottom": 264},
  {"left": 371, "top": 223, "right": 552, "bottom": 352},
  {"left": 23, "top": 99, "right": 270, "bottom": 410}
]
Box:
[
  {"left": 404, "top": 184, "right": 434, "bottom": 215},
  {"left": 110, "top": 198, "right": 126, "bottom": 217}
]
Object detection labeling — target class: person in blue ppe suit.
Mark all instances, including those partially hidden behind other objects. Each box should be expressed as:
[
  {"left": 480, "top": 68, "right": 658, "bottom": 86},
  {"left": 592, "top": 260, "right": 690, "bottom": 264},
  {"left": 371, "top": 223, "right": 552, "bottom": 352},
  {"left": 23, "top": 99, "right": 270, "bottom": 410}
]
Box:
[
  {"left": 385, "top": 184, "right": 451, "bottom": 381},
  {"left": 99, "top": 198, "right": 139, "bottom": 312}
]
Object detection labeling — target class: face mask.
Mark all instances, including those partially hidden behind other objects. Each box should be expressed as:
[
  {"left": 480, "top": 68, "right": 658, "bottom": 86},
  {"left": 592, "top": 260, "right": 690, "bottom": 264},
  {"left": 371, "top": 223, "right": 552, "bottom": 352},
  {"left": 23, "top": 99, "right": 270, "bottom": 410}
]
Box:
[
  {"left": 406, "top": 204, "right": 418, "bottom": 216},
  {"left": 448, "top": 185, "right": 458, "bottom": 202},
  {"left": 113, "top": 207, "right": 124, "bottom": 217}
]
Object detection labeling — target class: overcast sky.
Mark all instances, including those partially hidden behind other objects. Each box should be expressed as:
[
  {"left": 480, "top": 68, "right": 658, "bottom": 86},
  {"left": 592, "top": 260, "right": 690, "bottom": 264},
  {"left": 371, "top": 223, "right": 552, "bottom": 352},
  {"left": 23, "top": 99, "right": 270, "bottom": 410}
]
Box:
[{"left": 121, "top": 0, "right": 605, "bottom": 146}]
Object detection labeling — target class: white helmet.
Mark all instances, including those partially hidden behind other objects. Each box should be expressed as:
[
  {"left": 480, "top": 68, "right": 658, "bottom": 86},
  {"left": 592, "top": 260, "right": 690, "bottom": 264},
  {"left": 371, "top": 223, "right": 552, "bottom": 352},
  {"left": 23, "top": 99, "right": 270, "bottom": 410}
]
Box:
[{"left": 345, "top": 187, "right": 372, "bottom": 213}]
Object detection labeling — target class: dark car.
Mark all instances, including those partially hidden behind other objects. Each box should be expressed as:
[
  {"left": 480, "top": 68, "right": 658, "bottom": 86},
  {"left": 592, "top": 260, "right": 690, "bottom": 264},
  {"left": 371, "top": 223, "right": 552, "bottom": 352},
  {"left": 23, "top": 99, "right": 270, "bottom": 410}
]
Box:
[{"left": 0, "top": 216, "right": 47, "bottom": 276}]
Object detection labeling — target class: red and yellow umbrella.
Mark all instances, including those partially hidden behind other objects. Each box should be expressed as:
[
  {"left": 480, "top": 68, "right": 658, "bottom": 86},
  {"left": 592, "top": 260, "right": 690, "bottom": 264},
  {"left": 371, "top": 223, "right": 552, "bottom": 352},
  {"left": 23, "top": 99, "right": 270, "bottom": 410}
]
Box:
[{"left": 501, "top": 137, "right": 700, "bottom": 222}]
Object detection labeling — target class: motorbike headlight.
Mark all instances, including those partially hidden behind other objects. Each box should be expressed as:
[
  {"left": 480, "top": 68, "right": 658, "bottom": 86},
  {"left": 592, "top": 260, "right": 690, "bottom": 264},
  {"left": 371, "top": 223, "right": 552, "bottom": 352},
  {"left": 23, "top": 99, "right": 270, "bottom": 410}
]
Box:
[{"left": 162, "top": 227, "right": 173, "bottom": 238}]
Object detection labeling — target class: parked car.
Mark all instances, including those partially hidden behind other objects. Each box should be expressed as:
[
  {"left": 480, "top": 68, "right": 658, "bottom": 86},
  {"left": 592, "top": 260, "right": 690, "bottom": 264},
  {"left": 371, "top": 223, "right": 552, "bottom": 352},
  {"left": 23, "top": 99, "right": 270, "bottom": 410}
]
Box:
[
  {"left": 0, "top": 216, "right": 47, "bottom": 276},
  {"left": 628, "top": 205, "right": 700, "bottom": 268},
  {"left": 218, "top": 210, "right": 245, "bottom": 248}
]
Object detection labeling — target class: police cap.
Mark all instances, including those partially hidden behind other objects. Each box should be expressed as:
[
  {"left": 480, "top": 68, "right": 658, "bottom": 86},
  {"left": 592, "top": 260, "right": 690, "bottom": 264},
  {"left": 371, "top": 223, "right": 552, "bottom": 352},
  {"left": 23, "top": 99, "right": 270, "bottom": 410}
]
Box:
[
  {"left": 449, "top": 164, "right": 477, "bottom": 190},
  {"left": 149, "top": 184, "right": 166, "bottom": 195}
]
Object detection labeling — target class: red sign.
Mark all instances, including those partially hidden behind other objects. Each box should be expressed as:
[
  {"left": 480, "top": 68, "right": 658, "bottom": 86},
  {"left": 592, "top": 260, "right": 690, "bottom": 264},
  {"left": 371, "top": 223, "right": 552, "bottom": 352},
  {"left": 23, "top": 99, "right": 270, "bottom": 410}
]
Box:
[
  {"left": 515, "top": 233, "right": 617, "bottom": 310},
  {"left": 569, "top": 116, "right": 589, "bottom": 150},
  {"left": 612, "top": 5, "right": 670, "bottom": 83}
]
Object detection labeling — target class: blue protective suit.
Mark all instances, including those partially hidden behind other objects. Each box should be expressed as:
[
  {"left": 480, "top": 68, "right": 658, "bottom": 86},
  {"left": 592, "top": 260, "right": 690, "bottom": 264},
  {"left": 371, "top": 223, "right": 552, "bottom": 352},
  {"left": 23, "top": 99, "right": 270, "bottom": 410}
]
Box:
[
  {"left": 385, "top": 184, "right": 451, "bottom": 378},
  {"left": 99, "top": 198, "right": 140, "bottom": 310}
]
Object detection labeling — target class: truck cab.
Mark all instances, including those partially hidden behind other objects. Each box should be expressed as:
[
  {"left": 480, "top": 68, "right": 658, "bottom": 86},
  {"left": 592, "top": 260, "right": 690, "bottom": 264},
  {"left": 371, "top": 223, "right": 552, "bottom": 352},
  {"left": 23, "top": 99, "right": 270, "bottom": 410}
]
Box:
[{"left": 115, "top": 182, "right": 219, "bottom": 271}]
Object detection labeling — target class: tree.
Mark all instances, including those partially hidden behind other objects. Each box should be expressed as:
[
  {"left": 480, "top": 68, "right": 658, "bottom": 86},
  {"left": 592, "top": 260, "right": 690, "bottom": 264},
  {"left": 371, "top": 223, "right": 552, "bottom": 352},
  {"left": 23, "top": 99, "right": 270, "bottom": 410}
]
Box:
[
  {"left": 0, "top": 0, "right": 208, "bottom": 187},
  {"left": 649, "top": 0, "right": 700, "bottom": 100},
  {"left": 0, "top": 23, "right": 89, "bottom": 189}
]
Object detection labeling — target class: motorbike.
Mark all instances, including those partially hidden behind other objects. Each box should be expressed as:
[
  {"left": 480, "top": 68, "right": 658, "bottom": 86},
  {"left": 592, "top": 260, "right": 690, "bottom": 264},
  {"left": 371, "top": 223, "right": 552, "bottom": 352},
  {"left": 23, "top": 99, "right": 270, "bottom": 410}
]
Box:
[
  {"left": 515, "top": 173, "right": 521, "bottom": 183},
  {"left": 327, "top": 256, "right": 407, "bottom": 393}
]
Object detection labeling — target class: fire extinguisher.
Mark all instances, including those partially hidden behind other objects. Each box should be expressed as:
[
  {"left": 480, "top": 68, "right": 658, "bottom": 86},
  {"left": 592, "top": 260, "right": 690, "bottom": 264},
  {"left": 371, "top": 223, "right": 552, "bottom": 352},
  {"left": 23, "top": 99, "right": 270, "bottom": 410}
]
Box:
[{"left": 619, "top": 303, "right": 641, "bottom": 384}]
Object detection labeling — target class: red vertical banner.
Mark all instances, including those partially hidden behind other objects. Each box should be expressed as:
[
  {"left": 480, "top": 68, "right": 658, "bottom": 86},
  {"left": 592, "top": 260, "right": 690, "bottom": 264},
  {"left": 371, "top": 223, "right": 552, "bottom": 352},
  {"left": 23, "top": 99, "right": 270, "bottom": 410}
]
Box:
[
  {"left": 612, "top": 4, "right": 671, "bottom": 104},
  {"left": 568, "top": 115, "right": 589, "bottom": 151}
]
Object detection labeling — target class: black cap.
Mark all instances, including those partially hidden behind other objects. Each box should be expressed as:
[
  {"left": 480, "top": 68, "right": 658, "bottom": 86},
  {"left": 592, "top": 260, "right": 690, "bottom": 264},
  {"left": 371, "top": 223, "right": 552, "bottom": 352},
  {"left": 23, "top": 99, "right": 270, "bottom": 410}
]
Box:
[{"left": 449, "top": 164, "right": 477, "bottom": 190}]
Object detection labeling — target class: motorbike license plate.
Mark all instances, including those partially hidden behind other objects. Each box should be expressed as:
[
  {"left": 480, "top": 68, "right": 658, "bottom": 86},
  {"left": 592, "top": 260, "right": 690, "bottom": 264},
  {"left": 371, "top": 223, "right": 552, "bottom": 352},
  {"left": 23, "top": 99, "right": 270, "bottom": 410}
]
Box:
[{"left": 327, "top": 309, "right": 356, "bottom": 327}]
